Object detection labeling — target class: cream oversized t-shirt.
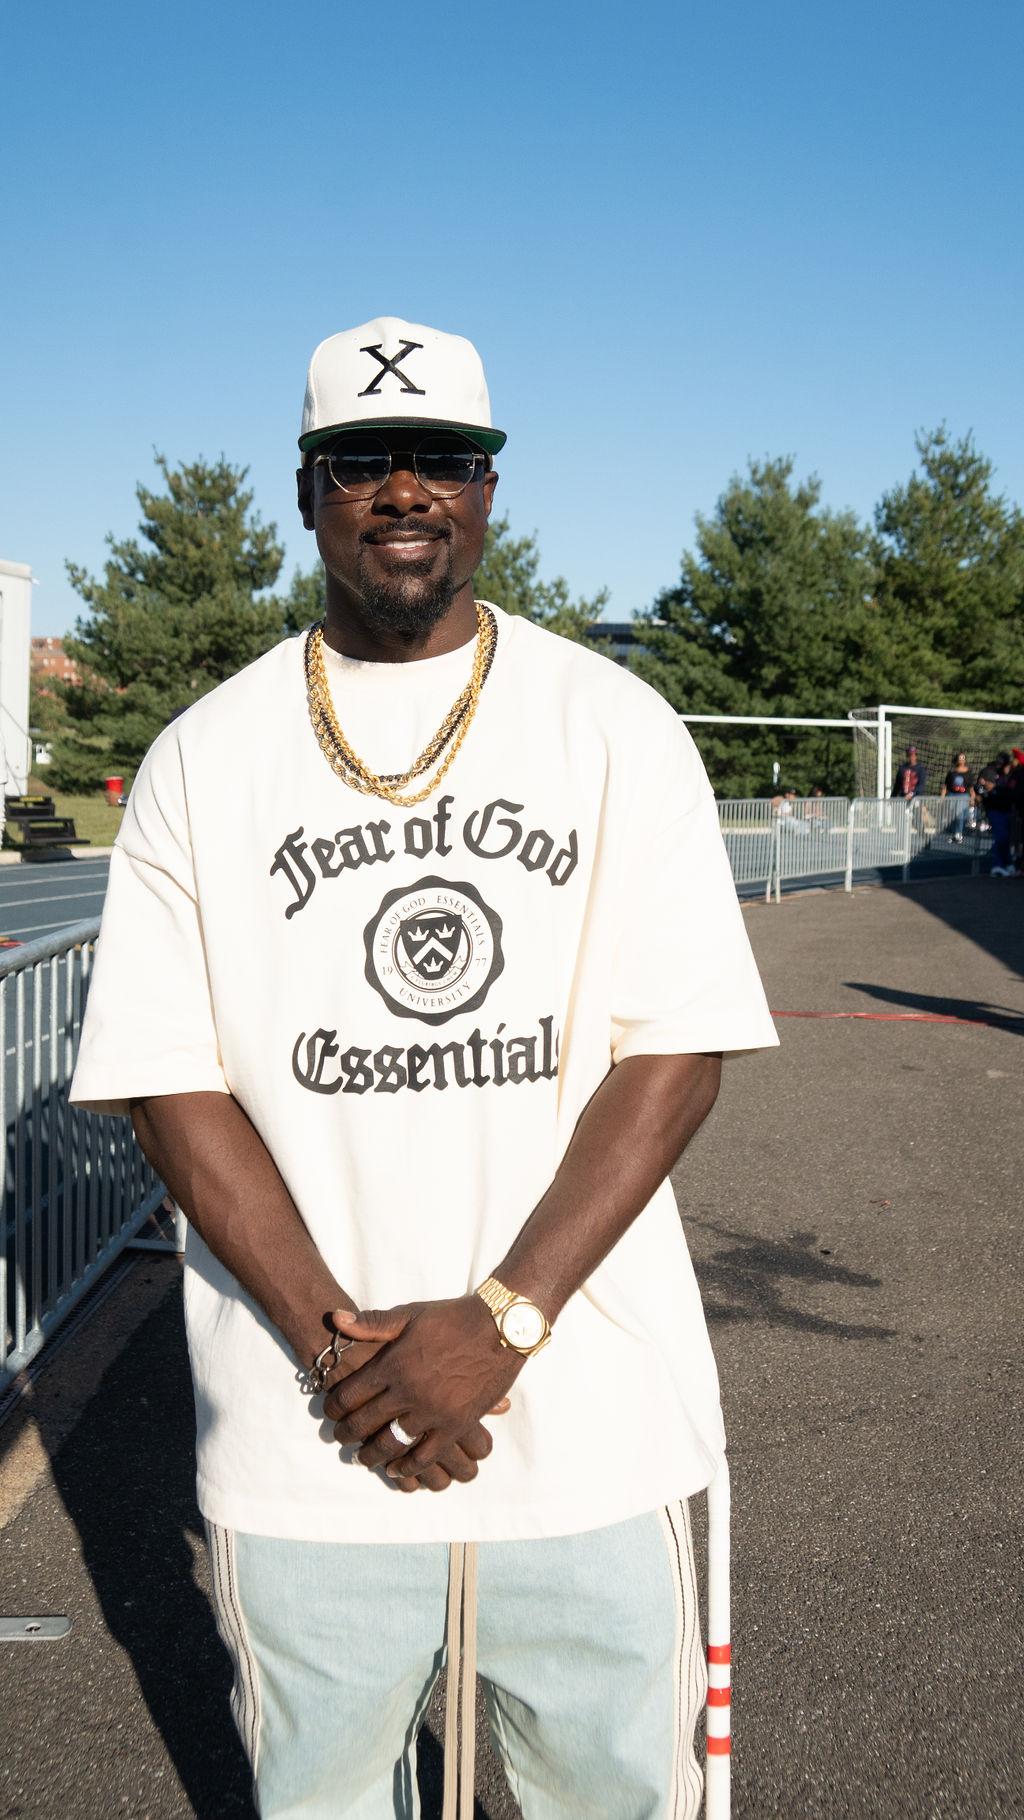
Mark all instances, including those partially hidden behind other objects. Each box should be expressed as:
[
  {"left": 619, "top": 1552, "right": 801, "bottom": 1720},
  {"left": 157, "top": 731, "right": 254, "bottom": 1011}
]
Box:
[{"left": 71, "top": 605, "right": 778, "bottom": 1543}]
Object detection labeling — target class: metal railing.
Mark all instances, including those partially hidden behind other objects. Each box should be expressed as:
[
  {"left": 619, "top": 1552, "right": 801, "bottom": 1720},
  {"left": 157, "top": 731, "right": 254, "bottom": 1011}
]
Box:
[
  {"left": 717, "top": 800, "right": 778, "bottom": 896},
  {"left": 774, "top": 796, "right": 850, "bottom": 892},
  {"left": 720, "top": 795, "right": 990, "bottom": 900},
  {"left": 1, "top": 919, "right": 165, "bottom": 1389}
]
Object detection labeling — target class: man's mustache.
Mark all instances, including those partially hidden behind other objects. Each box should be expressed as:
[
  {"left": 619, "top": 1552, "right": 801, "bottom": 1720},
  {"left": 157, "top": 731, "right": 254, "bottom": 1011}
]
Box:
[{"left": 360, "top": 520, "right": 451, "bottom": 545}]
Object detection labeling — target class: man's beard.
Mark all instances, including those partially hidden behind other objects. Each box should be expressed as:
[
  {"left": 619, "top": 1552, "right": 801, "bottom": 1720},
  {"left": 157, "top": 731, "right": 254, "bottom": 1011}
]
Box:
[{"left": 353, "top": 534, "right": 458, "bottom": 644}]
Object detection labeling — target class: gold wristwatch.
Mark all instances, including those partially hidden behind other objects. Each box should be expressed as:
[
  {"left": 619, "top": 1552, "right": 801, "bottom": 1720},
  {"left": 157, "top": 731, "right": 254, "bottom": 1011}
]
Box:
[{"left": 476, "top": 1276, "right": 552, "bottom": 1357}]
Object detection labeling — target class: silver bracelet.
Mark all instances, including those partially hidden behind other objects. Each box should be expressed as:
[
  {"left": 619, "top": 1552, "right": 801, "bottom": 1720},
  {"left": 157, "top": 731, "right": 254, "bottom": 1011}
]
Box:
[{"left": 299, "top": 1330, "right": 354, "bottom": 1395}]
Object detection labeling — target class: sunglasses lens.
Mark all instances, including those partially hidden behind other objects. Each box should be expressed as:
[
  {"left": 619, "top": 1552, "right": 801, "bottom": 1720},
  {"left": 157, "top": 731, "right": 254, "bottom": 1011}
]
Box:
[
  {"left": 415, "top": 436, "right": 480, "bottom": 495},
  {"left": 327, "top": 437, "right": 391, "bottom": 495}
]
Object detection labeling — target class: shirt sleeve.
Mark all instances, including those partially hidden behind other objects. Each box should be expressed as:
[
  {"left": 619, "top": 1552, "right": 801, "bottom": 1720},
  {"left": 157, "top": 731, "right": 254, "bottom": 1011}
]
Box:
[
  {"left": 609, "top": 714, "right": 779, "bottom": 1063},
  {"left": 69, "top": 729, "right": 230, "bottom": 1115}
]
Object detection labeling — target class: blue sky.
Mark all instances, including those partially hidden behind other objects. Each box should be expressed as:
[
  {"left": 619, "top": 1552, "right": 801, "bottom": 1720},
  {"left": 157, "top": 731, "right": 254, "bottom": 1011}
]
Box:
[{"left": 2, "top": 0, "right": 1021, "bottom": 637}]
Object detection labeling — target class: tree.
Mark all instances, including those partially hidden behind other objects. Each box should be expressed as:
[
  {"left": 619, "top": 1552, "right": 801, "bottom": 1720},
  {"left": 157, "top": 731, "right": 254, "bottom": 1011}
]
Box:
[
  {"left": 473, "top": 515, "right": 608, "bottom": 641},
  {"left": 29, "top": 676, "right": 67, "bottom": 741},
  {"left": 873, "top": 427, "right": 1024, "bottom": 708},
  {"left": 52, "top": 457, "right": 284, "bottom": 789},
  {"left": 277, "top": 563, "right": 326, "bottom": 634},
  {"left": 632, "top": 457, "right": 879, "bottom": 796}
]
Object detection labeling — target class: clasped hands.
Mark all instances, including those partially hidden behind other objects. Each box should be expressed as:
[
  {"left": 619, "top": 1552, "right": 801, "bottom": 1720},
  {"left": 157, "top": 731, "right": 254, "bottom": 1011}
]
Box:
[{"left": 322, "top": 1294, "right": 524, "bottom": 1495}]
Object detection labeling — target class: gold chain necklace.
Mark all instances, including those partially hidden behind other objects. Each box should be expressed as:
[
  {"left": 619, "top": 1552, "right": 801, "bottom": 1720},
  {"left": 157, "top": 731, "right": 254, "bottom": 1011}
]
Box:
[{"left": 304, "top": 604, "right": 497, "bottom": 808}]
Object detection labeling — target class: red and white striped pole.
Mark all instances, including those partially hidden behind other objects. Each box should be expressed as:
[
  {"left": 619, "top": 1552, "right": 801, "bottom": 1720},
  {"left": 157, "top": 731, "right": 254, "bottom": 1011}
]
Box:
[{"left": 705, "top": 1458, "right": 731, "bottom": 1817}]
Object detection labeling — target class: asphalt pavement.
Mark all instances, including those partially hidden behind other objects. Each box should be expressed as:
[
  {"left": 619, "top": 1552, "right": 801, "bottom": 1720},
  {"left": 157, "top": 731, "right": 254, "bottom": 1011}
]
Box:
[
  {"left": 0, "top": 873, "right": 1020, "bottom": 1818},
  {"left": 0, "top": 857, "right": 111, "bottom": 945}
]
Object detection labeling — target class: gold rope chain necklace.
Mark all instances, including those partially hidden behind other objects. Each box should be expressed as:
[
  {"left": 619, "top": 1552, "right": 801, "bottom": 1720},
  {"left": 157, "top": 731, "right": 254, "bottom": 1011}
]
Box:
[{"left": 304, "top": 603, "right": 497, "bottom": 809}]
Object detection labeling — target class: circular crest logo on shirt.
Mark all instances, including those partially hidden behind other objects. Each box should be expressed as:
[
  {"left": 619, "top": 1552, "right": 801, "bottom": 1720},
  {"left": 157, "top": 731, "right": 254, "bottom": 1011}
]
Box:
[{"left": 363, "top": 876, "right": 504, "bottom": 1025}]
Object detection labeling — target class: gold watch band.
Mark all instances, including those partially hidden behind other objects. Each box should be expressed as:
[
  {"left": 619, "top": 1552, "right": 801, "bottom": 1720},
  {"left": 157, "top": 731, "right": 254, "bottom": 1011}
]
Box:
[
  {"left": 475, "top": 1276, "right": 552, "bottom": 1356},
  {"left": 477, "top": 1275, "right": 517, "bottom": 1319}
]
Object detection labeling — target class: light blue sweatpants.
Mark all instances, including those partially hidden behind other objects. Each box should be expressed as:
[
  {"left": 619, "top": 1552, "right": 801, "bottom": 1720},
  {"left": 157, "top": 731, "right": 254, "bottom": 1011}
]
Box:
[{"left": 207, "top": 1503, "right": 706, "bottom": 1819}]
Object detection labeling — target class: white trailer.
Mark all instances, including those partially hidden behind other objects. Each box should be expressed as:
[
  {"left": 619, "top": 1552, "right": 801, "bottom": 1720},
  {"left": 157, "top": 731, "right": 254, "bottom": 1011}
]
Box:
[{"left": 0, "top": 559, "right": 34, "bottom": 795}]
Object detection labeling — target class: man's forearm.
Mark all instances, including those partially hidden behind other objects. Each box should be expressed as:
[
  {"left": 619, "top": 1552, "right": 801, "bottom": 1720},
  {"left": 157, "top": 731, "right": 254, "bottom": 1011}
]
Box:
[
  {"left": 131, "top": 1091, "right": 354, "bottom": 1371},
  {"left": 493, "top": 1052, "right": 722, "bottom": 1320}
]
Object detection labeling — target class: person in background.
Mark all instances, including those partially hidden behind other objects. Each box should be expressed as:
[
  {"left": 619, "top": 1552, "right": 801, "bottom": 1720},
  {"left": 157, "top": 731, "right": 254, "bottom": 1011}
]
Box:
[
  {"left": 892, "top": 743, "right": 932, "bottom": 836},
  {"left": 803, "top": 785, "right": 827, "bottom": 827},
  {"left": 1009, "top": 749, "right": 1024, "bottom": 872},
  {"left": 978, "top": 756, "right": 1016, "bottom": 875},
  {"left": 940, "top": 751, "right": 975, "bottom": 840},
  {"left": 892, "top": 745, "right": 926, "bottom": 799}
]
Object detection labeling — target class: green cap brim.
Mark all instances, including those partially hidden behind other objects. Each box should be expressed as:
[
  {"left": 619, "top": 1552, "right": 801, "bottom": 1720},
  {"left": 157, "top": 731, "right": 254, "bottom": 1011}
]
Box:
[{"left": 299, "top": 417, "right": 506, "bottom": 458}]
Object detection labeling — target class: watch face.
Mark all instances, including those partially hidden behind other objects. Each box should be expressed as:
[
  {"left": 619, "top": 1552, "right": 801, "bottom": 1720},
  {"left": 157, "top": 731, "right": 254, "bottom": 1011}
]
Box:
[{"left": 501, "top": 1301, "right": 546, "bottom": 1351}]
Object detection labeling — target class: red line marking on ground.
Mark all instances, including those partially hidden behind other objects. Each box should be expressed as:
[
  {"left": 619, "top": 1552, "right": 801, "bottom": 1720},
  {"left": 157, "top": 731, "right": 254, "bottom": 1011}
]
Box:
[{"left": 771, "top": 1010, "right": 986, "bottom": 1026}]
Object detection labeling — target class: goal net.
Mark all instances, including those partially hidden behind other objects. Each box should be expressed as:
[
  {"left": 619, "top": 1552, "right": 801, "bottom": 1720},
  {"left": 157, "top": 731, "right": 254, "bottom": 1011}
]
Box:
[{"left": 849, "top": 707, "right": 1024, "bottom": 799}]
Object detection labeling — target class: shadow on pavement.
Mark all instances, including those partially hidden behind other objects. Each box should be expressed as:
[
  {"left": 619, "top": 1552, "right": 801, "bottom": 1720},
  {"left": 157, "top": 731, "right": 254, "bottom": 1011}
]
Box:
[
  {"left": 844, "top": 979, "right": 1024, "bottom": 1035},
  {"left": 36, "top": 1280, "right": 257, "bottom": 1817},
  {"left": 888, "top": 874, "right": 1024, "bottom": 984},
  {"left": 684, "top": 1216, "right": 897, "bottom": 1341}
]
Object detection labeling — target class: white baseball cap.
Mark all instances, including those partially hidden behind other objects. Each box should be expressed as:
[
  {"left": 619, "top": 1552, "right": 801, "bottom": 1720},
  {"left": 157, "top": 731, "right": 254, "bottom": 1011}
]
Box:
[{"left": 299, "top": 317, "right": 506, "bottom": 459}]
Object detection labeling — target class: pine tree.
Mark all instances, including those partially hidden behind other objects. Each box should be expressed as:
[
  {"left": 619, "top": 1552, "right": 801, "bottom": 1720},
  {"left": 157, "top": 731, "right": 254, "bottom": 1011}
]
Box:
[
  {"left": 474, "top": 516, "right": 608, "bottom": 641},
  {"left": 873, "top": 428, "right": 1024, "bottom": 707},
  {"left": 277, "top": 563, "right": 326, "bottom": 635},
  {"left": 52, "top": 457, "right": 284, "bottom": 789},
  {"left": 632, "top": 458, "right": 879, "bottom": 796}
]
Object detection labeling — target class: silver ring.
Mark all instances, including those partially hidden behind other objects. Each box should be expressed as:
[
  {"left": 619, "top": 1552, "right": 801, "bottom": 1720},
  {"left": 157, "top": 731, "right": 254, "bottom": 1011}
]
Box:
[{"left": 389, "top": 1419, "right": 419, "bottom": 1448}]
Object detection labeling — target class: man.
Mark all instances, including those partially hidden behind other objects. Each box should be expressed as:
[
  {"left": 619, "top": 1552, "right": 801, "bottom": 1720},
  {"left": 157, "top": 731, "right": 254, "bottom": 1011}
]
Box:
[
  {"left": 892, "top": 744, "right": 927, "bottom": 799},
  {"left": 71, "top": 318, "right": 778, "bottom": 1818},
  {"left": 980, "top": 753, "right": 1017, "bottom": 876}
]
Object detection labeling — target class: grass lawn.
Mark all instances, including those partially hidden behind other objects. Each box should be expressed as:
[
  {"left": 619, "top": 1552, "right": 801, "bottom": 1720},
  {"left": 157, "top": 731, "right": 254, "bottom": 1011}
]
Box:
[{"left": 5, "top": 783, "right": 124, "bottom": 849}]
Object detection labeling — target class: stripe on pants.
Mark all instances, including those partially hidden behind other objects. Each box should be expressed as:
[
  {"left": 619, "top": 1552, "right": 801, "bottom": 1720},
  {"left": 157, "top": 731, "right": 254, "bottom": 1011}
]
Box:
[
  {"left": 206, "top": 1520, "right": 263, "bottom": 1775},
  {"left": 658, "top": 1499, "right": 707, "bottom": 1819}
]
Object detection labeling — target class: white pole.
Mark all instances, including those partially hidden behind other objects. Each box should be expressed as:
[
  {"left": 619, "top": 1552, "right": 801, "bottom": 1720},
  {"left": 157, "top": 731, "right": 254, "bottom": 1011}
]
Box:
[
  {"left": 706, "top": 1459, "right": 732, "bottom": 1818},
  {"left": 875, "top": 704, "right": 886, "bottom": 802},
  {"left": 680, "top": 714, "right": 854, "bottom": 728},
  {"left": 878, "top": 702, "right": 1024, "bottom": 723}
]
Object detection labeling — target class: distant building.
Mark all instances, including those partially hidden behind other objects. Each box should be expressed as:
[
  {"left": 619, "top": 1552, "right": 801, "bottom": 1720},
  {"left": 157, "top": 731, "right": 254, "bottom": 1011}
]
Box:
[
  {"left": 584, "top": 621, "right": 648, "bottom": 666},
  {"left": 31, "top": 635, "right": 81, "bottom": 686}
]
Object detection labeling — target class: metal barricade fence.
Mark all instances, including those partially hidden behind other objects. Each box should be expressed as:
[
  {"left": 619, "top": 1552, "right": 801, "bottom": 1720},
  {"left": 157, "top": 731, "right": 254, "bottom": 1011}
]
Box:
[
  {"left": 1, "top": 918, "right": 165, "bottom": 1390},
  {"left": 844, "top": 796, "right": 985, "bottom": 888},
  {"left": 720, "top": 796, "right": 990, "bottom": 899},
  {"left": 774, "top": 797, "right": 849, "bottom": 895},
  {"left": 904, "top": 795, "right": 987, "bottom": 868},
  {"left": 716, "top": 800, "right": 777, "bottom": 899},
  {"left": 843, "top": 797, "right": 912, "bottom": 886}
]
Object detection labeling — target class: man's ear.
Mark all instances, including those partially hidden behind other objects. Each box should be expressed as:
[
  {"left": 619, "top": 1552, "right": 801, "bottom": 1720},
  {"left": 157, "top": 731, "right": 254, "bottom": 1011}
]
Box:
[
  {"left": 483, "top": 468, "right": 499, "bottom": 519},
  {"left": 296, "top": 464, "right": 315, "bottom": 530}
]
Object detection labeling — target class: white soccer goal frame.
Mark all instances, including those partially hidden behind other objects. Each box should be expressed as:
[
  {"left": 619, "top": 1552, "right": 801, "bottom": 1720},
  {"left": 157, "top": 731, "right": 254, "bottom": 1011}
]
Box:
[
  {"left": 680, "top": 705, "right": 1024, "bottom": 799},
  {"left": 849, "top": 703, "right": 1024, "bottom": 800}
]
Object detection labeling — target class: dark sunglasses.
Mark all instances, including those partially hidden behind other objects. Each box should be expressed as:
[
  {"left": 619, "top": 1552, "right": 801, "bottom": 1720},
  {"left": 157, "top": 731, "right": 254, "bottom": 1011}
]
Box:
[{"left": 313, "top": 432, "right": 488, "bottom": 500}]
